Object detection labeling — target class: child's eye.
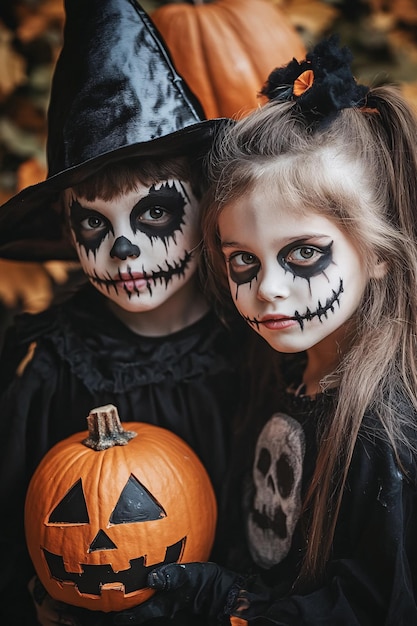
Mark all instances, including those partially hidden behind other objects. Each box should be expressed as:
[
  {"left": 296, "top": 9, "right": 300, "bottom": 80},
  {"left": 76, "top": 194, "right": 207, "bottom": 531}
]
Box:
[
  {"left": 138, "top": 206, "right": 171, "bottom": 224},
  {"left": 227, "top": 252, "right": 260, "bottom": 285},
  {"left": 277, "top": 240, "right": 333, "bottom": 280},
  {"left": 131, "top": 184, "right": 186, "bottom": 240},
  {"left": 287, "top": 246, "right": 322, "bottom": 264},
  {"left": 230, "top": 252, "right": 258, "bottom": 268},
  {"left": 80, "top": 215, "right": 107, "bottom": 231}
]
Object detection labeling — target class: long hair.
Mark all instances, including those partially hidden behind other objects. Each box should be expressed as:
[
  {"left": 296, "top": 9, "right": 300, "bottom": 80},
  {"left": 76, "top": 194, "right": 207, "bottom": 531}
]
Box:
[{"left": 202, "top": 85, "right": 417, "bottom": 582}]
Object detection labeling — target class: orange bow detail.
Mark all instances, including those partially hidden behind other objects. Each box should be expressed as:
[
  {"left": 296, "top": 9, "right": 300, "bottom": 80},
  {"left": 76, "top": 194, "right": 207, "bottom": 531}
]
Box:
[{"left": 293, "top": 69, "right": 314, "bottom": 97}]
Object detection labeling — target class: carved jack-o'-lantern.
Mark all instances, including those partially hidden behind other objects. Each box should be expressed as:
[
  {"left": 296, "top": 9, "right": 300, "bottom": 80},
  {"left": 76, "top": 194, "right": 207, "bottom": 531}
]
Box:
[{"left": 25, "top": 405, "right": 217, "bottom": 612}]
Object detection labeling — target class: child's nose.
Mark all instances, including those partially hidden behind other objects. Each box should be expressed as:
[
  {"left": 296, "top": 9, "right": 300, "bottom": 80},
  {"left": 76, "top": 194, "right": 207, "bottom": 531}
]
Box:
[
  {"left": 257, "top": 267, "right": 290, "bottom": 302},
  {"left": 110, "top": 236, "right": 140, "bottom": 260}
]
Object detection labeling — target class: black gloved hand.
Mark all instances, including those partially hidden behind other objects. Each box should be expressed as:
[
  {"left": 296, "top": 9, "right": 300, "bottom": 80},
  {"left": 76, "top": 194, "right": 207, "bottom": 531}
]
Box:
[{"left": 113, "top": 562, "right": 241, "bottom": 625}]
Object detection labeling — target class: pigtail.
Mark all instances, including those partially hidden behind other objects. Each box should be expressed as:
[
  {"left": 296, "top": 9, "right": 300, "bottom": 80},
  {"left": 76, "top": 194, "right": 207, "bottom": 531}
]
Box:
[
  {"left": 298, "top": 86, "right": 417, "bottom": 586},
  {"left": 368, "top": 87, "right": 417, "bottom": 244}
]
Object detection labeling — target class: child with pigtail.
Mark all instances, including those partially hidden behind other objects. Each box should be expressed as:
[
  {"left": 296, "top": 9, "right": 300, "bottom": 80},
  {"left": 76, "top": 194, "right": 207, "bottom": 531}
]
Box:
[{"left": 113, "top": 36, "right": 417, "bottom": 626}]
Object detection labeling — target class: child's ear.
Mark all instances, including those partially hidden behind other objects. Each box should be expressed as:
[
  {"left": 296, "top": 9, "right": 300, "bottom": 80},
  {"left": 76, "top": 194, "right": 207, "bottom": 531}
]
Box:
[{"left": 370, "top": 258, "right": 388, "bottom": 280}]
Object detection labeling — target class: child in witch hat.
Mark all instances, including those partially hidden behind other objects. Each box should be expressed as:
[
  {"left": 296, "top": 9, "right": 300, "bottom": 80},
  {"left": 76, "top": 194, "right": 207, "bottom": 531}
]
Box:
[{"left": 0, "top": 0, "right": 248, "bottom": 624}]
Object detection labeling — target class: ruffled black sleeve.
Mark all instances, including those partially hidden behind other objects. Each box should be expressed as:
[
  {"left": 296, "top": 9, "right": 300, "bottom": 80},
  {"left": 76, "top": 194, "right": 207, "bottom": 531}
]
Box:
[{"left": 0, "top": 315, "right": 59, "bottom": 624}]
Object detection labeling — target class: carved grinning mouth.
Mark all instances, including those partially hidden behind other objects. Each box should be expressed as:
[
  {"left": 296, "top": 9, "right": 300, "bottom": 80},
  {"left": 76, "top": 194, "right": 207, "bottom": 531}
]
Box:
[
  {"left": 245, "top": 278, "right": 344, "bottom": 331},
  {"left": 87, "top": 251, "right": 192, "bottom": 298},
  {"left": 43, "top": 537, "right": 185, "bottom": 595}
]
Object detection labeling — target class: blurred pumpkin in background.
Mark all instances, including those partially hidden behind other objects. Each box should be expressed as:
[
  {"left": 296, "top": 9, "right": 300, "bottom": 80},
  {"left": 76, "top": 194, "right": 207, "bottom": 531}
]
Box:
[{"left": 151, "top": 0, "right": 306, "bottom": 119}]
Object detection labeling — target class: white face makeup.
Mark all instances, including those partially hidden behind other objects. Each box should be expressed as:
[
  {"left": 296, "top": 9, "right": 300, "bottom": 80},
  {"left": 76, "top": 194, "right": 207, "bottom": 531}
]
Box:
[
  {"left": 218, "top": 185, "right": 374, "bottom": 356},
  {"left": 64, "top": 180, "right": 201, "bottom": 314}
]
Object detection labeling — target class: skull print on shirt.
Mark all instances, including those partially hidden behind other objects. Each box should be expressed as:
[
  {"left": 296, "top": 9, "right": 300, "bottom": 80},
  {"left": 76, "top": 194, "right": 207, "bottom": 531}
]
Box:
[{"left": 248, "top": 413, "right": 305, "bottom": 569}]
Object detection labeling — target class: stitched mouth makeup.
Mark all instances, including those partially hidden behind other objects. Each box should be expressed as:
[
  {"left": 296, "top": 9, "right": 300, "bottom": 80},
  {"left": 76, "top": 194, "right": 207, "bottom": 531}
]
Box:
[
  {"left": 244, "top": 278, "right": 344, "bottom": 331},
  {"left": 86, "top": 251, "right": 193, "bottom": 298}
]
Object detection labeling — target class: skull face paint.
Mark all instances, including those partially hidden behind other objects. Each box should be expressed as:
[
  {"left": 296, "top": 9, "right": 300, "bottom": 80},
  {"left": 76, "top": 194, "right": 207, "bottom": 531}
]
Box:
[
  {"left": 64, "top": 180, "right": 201, "bottom": 314},
  {"left": 248, "top": 413, "right": 305, "bottom": 569},
  {"left": 218, "top": 184, "right": 372, "bottom": 355}
]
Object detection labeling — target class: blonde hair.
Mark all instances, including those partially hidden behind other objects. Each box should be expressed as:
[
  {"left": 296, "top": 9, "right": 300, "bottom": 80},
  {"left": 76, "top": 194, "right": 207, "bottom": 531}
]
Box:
[{"left": 202, "top": 86, "right": 417, "bottom": 582}]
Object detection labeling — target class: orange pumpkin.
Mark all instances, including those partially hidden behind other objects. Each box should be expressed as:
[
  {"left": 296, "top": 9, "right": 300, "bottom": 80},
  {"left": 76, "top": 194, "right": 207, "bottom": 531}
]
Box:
[
  {"left": 151, "top": 0, "right": 306, "bottom": 119},
  {"left": 25, "top": 405, "right": 217, "bottom": 612}
]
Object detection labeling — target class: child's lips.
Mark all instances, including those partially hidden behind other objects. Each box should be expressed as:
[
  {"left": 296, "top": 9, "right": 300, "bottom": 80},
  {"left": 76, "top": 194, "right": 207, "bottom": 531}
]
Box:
[
  {"left": 117, "top": 272, "right": 144, "bottom": 281},
  {"left": 259, "top": 314, "right": 297, "bottom": 330},
  {"left": 115, "top": 272, "right": 147, "bottom": 291}
]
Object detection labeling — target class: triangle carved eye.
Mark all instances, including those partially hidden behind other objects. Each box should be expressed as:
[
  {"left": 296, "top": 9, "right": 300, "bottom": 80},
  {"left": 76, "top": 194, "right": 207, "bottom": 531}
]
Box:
[
  {"left": 110, "top": 474, "right": 166, "bottom": 524},
  {"left": 48, "top": 479, "right": 89, "bottom": 524}
]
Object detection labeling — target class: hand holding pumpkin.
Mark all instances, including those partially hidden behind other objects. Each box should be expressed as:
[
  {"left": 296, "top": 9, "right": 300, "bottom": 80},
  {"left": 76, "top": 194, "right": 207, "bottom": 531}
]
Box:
[
  {"left": 113, "top": 562, "right": 241, "bottom": 625},
  {"left": 28, "top": 575, "right": 73, "bottom": 626},
  {"left": 25, "top": 406, "right": 217, "bottom": 614},
  {"left": 28, "top": 575, "right": 112, "bottom": 626}
]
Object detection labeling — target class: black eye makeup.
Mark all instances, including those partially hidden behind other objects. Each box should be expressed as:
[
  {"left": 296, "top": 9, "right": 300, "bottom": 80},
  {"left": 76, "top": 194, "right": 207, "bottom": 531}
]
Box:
[
  {"left": 69, "top": 200, "right": 113, "bottom": 255},
  {"left": 225, "top": 239, "right": 334, "bottom": 290},
  {"left": 227, "top": 251, "right": 261, "bottom": 285},
  {"left": 130, "top": 182, "right": 186, "bottom": 249},
  {"left": 278, "top": 239, "right": 334, "bottom": 280}
]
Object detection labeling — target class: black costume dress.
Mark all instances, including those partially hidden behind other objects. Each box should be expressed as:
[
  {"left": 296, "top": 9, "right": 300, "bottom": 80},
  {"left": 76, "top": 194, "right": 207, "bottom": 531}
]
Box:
[
  {"left": 0, "top": 284, "right": 244, "bottom": 625},
  {"left": 221, "top": 354, "right": 417, "bottom": 625}
]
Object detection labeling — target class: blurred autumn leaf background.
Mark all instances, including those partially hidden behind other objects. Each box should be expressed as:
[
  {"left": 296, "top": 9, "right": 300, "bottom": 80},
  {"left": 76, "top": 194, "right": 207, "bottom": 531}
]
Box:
[{"left": 0, "top": 0, "right": 416, "bottom": 345}]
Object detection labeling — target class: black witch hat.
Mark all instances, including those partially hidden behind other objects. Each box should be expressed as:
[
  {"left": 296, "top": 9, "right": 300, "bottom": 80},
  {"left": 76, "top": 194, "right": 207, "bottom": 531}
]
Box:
[{"left": 0, "top": 0, "right": 223, "bottom": 261}]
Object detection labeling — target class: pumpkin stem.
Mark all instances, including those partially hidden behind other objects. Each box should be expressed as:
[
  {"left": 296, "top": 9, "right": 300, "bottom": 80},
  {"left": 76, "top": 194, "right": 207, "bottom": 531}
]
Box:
[{"left": 82, "top": 404, "right": 137, "bottom": 451}]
